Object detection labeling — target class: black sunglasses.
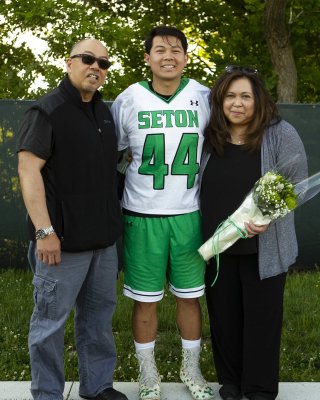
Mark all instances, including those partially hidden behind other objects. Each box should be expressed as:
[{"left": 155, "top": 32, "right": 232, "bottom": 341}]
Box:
[
  {"left": 70, "top": 53, "right": 112, "bottom": 70},
  {"left": 225, "top": 65, "right": 258, "bottom": 74}
]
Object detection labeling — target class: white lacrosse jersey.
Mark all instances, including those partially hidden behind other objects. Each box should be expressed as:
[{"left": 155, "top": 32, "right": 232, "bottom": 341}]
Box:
[{"left": 111, "top": 78, "right": 210, "bottom": 215}]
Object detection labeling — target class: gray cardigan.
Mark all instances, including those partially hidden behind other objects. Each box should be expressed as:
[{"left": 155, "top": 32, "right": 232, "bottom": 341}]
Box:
[{"left": 199, "top": 119, "right": 308, "bottom": 279}]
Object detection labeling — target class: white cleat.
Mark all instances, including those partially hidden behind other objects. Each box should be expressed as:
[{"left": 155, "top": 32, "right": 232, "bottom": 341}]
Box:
[
  {"left": 136, "top": 349, "right": 161, "bottom": 400},
  {"left": 180, "top": 348, "right": 214, "bottom": 400}
]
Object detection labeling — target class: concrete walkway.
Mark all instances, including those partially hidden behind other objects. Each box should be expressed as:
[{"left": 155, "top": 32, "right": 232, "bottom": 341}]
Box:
[{"left": 0, "top": 382, "right": 319, "bottom": 400}]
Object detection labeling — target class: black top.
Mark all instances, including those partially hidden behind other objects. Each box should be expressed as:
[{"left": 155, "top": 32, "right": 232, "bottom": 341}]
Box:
[
  {"left": 17, "top": 75, "right": 122, "bottom": 251},
  {"left": 148, "top": 81, "right": 172, "bottom": 100},
  {"left": 201, "top": 143, "right": 261, "bottom": 254}
]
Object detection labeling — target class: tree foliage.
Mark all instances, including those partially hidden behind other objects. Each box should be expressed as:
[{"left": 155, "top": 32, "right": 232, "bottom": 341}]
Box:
[{"left": 0, "top": 0, "right": 319, "bottom": 102}]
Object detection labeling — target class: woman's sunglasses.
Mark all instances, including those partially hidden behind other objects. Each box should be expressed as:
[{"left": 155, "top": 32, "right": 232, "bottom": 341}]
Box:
[
  {"left": 70, "top": 53, "right": 112, "bottom": 70},
  {"left": 225, "top": 65, "right": 258, "bottom": 74}
]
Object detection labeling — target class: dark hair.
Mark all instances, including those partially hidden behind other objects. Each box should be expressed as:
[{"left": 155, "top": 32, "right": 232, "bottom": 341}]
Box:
[
  {"left": 144, "top": 26, "right": 188, "bottom": 54},
  {"left": 204, "top": 69, "right": 281, "bottom": 156}
]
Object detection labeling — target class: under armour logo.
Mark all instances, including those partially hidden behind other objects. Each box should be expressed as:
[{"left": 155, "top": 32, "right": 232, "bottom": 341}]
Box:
[{"left": 190, "top": 100, "right": 199, "bottom": 106}]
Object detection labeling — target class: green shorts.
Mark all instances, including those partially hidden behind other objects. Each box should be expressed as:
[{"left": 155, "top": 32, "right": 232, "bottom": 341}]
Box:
[{"left": 122, "top": 210, "right": 205, "bottom": 302}]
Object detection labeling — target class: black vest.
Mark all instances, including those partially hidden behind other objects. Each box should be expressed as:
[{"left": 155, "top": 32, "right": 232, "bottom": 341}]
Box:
[{"left": 28, "top": 76, "right": 122, "bottom": 251}]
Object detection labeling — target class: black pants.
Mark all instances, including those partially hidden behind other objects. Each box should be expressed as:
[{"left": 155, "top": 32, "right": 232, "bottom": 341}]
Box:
[{"left": 205, "top": 254, "right": 286, "bottom": 400}]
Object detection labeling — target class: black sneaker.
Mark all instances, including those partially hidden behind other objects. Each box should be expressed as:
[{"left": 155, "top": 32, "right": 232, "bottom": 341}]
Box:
[
  {"left": 219, "top": 384, "right": 242, "bottom": 400},
  {"left": 245, "top": 391, "right": 275, "bottom": 400},
  {"left": 80, "top": 387, "right": 128, "bottom": 400}
]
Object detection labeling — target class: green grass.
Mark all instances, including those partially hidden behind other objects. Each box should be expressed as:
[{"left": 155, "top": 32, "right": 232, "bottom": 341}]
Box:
[{"left": 0, "top": 268, "right": 320, "bottom": 382}]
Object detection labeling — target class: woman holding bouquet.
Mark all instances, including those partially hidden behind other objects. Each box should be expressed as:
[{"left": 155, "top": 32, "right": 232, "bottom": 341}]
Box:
[{"left": 200, "top": 66, "right": 307, "bottom": 400}]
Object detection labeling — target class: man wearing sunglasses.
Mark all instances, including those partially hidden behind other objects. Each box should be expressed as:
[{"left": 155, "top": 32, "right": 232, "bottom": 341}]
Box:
[{"left": 17, "top": 38, "right": 127, "bottom": 400}]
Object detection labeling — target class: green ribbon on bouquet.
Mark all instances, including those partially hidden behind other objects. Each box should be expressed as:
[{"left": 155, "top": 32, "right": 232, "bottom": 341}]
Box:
[{"left": 210, "top": 217, "right": 248, "bottom": 286}]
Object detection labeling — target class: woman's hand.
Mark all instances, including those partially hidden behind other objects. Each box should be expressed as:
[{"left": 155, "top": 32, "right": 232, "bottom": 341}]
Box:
[{"left": 244, "top": 222, "right": 269, "bottom": 238}]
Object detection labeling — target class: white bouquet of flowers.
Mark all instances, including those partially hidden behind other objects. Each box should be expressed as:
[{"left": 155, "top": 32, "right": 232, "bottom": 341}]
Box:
[{"left": 198, "top": 170, "right": 320, "bottom": 262}]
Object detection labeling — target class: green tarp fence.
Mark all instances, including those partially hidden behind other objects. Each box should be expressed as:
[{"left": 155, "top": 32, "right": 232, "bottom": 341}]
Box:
[{"left": 0, "top": 100, "right": 319, "bottom": 269}]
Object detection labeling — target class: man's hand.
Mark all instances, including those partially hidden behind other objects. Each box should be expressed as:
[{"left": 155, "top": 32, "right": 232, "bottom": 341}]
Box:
[
  {"left": 18, "top": 151, "right": 61, "bottom": 266},
  {"left": 244, "top": 222, "right": 269, "bottom": 238},
  {"left": 36, "top": 234, "right": 61, "bottom": 266}
]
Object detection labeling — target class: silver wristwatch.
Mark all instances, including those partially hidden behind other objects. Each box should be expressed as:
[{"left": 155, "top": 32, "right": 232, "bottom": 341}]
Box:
[{"left": 35, "top": 226, "right": 55, "bottom": 240}]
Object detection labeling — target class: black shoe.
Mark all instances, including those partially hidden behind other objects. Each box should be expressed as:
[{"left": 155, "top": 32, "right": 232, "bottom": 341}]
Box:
[
  {"left": 80, "top": 387, "right": 128, "bottom": 400},
  {"left": 219, "top": 384, "right": 242, "bottom": 400},
  {"left": 246, "top": 394, "right": 274, "bottom": 400}
]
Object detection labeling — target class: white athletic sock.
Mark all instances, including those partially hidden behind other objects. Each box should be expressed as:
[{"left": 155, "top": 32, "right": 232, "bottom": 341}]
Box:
[
  {"left": 181, "top": 337, "right": 201, "bottom": 350},
  {"left": 134, "top": 340, "right": 156, "bottom": 352}
]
